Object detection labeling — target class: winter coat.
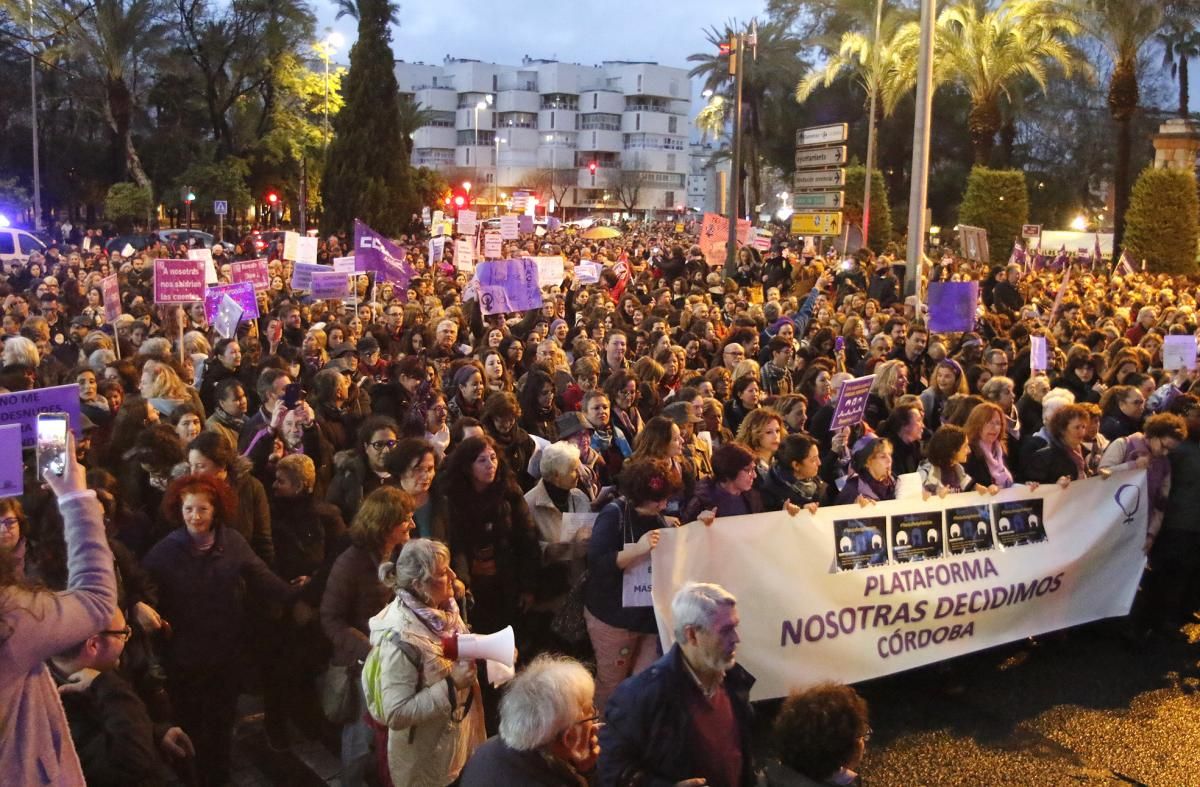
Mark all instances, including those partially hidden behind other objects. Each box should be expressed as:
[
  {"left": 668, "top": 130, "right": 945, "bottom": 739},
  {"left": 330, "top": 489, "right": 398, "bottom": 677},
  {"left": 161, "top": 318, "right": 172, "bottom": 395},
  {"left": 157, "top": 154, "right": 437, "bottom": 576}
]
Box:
[
  {"left": 0, "top": 492, "right": 116, "bottom": 787},
  {"left": 1024, "top": 440, "right": 1084, "bottom": 484},
  {"left": 682, "top": 477, "right": 764, "bottom": 523},
  {"left": 363, "top": 597, "right": 486, "bottom": 787},
  {"left": 141, "top": 526, "right": 294, "bottom": 672},
  {"left": 320, "top": 543, "right": 393, "bottom": 667},
  {"left": 597, "top": 643, "right": 756, "bottom": 787},
  {"left": 460, "top": 737, "right": 589, "bottom": 787},
  {"left": 270, "top": 493, "right": 346, "bottom": 604},
  {"left": 228, "top": 459, "right": 274, "bottom": 567}
]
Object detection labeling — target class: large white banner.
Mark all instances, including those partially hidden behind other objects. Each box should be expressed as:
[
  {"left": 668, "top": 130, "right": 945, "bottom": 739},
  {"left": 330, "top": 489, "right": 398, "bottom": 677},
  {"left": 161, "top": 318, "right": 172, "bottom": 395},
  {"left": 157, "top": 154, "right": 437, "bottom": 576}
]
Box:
[{"left": 651, "top": 470, "right": 1148, "bottom": 701}]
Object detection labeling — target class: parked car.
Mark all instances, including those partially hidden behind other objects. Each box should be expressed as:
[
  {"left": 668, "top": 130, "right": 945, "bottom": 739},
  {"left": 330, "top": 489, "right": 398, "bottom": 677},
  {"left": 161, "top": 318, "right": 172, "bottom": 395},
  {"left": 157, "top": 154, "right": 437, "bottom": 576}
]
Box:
[
  {"left": 238, "top": 230, "right": 287, "bottom": 258},
  {"left": 104, "top": 229, "right": 214, "bottom": 256},
  {"left": 0, "top": 227, "right": 47, "bottom": 263}
]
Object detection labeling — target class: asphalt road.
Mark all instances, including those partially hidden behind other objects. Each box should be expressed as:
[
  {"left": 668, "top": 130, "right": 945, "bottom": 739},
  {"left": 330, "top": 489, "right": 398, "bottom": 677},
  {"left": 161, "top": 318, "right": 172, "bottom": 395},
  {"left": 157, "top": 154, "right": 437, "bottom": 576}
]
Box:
[{"left": 840, "top": 620, "right": 1200, "bottom": 786}]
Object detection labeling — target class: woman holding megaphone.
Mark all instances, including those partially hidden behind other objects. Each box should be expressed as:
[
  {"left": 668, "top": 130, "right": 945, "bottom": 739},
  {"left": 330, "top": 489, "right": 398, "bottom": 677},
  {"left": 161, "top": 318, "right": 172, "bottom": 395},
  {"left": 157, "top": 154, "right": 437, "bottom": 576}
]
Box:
[{"left": 364, "top": 538, "right": 487, "bottom": 787}]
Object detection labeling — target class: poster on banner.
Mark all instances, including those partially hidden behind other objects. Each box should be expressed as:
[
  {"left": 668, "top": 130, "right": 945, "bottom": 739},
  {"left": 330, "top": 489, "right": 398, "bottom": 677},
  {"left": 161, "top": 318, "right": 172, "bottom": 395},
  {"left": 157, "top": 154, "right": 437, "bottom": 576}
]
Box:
[
  {"left": 829, "top": 375, "right": 875, "bottom": 431},
  {"left": 946, "top": 504, "right": 995, "bottom": 555},
  {"left": 927, "top": 282, "right": 978, "bottom": 333},
  {"left": 832, "top": 516, "right": 888, "bottom": 570},
  {"left": 475, "top": 259, "right": 543, "bottom": 316},
  {"left": 101, "top": 275, "right": 121, "bottom": 323},
  {"left": 455, "top": 240, "right": 475, "bottom": 272},
  {"left": 499, "top": 215, "right": 519, "bottom": 240},
  {"left": 622, "top": 554, "right": 653, "bottom": 608},
  {"left": 0, "top": 424, "right": 22, "bottom": 498},
  {"left": 889, "top": 511, "right": 944, "bottom": 563},
  {"left": 187, "top": 248, "right": 218, "bottom": 284},
  {"left": 153, "top": 259, "right": 205, "bottom": 304},
  {"left": 213, "top": 294, "right": 244, "bottom": 340},
  {"left": 332, "top": 255, "right": 357, "bottom": 274},
  {"left": 310, "top": 271, "right": 351, "bottom": 300},
  {"left": 203, "top": 282, "right": 259, "bottom": 323},
  {"left": 230, "top": 259, "right": 270, "bottom": 291},
  {"left": 1030, "top": 336, "right": 1048, "bottom": 372},
  {"left": 992, "top": 499, "right": 1046, "bottom": 548},
  {"left": 575, "top": 261, "right": 601, "bottom": 285},
  {"left": 1162, "top": 335, "right": 1198, "bottom": 370},
  {"left": 484, "top": 232, "right": 502, "bottom": 259},
  {"left": 651, "top": 470, "right": 1149, "bottom": 700},
  {"left": 534, "top": 256, "right": 565, "bottom": 287},
  {"left": 458, "top": 210, "right": 477, "bottom": 236},
  {"left": 289, "top": 262, "right": 326, "bottom": 291},
  {"left": 0, "top": 384, "right": 82, "bottom": 447}
]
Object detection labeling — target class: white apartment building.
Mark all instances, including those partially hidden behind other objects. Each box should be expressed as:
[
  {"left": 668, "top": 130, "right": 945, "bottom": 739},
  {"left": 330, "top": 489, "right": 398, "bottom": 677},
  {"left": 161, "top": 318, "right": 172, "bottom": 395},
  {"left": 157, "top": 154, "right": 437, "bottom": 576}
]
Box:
[{"left": 394, "top": 57, "right": 692, "bottom": 217}]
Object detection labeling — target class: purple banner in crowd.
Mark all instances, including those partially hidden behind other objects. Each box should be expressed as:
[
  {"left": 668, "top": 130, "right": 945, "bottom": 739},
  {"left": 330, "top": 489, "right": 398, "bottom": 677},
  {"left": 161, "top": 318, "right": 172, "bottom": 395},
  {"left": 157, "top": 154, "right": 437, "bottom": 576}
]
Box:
[
  {"left": 0, "top": 424, "right": 22, "bottom": 498},
  {"left": 518, "top": 215, "right": 534, "bottom": 234},
  {"left": 230, "top": 258, "right": 270, "bottom": 291},
  {"left": 153, "top": 259, "right": 205, "bottom": 304},
  {"left": 926, "top": 281, "right": 978, "bottom": 334},
  {"left": 354, "top": 219, "right": 415, "bottom": 288},
  {"left": 101, "top": 274, "right": 121, "bottom": 324},
  {"left": 829, "top": 375, "right": 876, "bottom": 431},
  {"left": 0, "top": 384, "right": 83, "bottom": 448},
  {"left": 475, "top": 258, "right": 544, "bottom": 316},
  {"left": 204, "top": 282, "right": 260, "bottom": 323}
]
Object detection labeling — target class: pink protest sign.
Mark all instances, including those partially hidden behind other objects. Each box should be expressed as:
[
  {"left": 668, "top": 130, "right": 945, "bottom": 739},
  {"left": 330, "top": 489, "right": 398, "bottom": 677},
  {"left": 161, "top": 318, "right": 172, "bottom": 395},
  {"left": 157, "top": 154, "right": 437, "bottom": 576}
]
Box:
[
  {"left": 230, "top": 258, "right": 270, "bottom": 291},
  {"left": 153, "top": 259, "right": 205, "bottom": 304},
  {"left": 101, "top": 274, "right": 121, "bottom": 323}
]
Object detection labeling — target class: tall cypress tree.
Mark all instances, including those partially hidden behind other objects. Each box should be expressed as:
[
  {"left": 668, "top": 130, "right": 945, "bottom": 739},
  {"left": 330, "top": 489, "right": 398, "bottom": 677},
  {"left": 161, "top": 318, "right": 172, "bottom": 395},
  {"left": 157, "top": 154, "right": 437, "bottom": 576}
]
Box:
[{"left": 322, "top": 0, "right": 415, "bottom": 235}]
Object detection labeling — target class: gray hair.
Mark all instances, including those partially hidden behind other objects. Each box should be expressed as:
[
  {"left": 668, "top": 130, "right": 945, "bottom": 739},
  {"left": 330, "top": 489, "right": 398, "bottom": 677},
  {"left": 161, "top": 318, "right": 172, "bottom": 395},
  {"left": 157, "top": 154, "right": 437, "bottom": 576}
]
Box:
[
  {"left": 378, "top": 538, "right": 449, "bottom": 595},
  {"left": 1041, "top": 388, "right": 1076, "bottom": 423},
  {"left": 671, "top": 581, "right": 737, "bottom": 642},
  {"left": 1023, "top": 374, "right": 1051, "bottom": 396},
  {"left": 2, "top": 336, "right": 39, "bottom": 368},
  {"left": 137, "top": 337, "right": 173, "bottom": 358},
  {"left": 539, "top": 441, "right": 580, "bottom": 481},
  {"left": 88, "top": 348, "right": 115, "bottom": 375},
  {"left": 980, "top": 376, "right": 1014, "bottom": 401},
  {"left": 498, "top": 655, "right": 595, "bottom": 750}
]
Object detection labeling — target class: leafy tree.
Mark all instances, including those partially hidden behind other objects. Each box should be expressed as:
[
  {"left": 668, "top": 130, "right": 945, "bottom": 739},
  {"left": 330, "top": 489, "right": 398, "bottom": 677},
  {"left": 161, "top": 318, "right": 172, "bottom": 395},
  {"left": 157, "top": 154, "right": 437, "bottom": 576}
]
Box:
[
  {"left": 411, "top": 167, "right": 449, "bottom": 212},
  {"left": 906, "top": 0, "right": 1084, "bottom": 166},
  {"left": 956, "top": 166, "right": 1029, "bottom": 262},
  {"left": 104, "top": 182, "right": 154, "bottom": 231},
  {"left": 1122, "top": 167, "right": 1199, "bottom": 275},
  {"left": 172, "top": 158, "right": 253, "bottom": 229},
  {"left": 322, "top": 0, "right": 416, "bottom": 235},
  {"left": 843, "top": 165, "right": 893, "bottom": 253},
  {"left": 1076, "top": 0, "right": 1164, "bottom": 252}
]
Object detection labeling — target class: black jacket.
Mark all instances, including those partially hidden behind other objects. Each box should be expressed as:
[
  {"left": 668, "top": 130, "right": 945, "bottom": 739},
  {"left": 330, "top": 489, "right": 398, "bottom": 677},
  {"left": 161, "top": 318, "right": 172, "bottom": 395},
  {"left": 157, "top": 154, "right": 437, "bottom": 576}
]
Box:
[
  {"left": 461, "top": 737, "right": 589, "bottom": 787},
  {"left": 598, "top": 644, "right": 756, "bottom": 787},
  {"left": 1024, "top": 440, "right": 1084, "bottom": 484}
]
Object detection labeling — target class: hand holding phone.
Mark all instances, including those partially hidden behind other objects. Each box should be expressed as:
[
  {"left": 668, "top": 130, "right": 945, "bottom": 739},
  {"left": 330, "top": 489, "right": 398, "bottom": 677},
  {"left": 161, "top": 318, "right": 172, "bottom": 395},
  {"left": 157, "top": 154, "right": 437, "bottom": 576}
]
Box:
[
  {"left": 37, "top": 413, "right": 69, "bottom": 480},
  {"left": 282, "top": 383, "right": 303, "bottom": 410}
]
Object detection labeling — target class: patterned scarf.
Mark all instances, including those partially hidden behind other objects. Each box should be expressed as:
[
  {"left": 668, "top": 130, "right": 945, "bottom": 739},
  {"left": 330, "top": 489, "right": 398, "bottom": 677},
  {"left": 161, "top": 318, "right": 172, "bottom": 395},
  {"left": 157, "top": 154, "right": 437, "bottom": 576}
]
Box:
[{"left": 398, "top": 588, "right": 468, "bottom": 637}]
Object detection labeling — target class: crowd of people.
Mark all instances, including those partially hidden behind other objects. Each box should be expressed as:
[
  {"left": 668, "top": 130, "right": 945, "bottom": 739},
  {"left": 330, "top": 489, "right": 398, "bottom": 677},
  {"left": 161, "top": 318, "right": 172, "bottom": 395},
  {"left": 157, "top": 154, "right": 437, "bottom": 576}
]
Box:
[{"left": 2, "top": 215, "right": 1199, "bottom": 787}]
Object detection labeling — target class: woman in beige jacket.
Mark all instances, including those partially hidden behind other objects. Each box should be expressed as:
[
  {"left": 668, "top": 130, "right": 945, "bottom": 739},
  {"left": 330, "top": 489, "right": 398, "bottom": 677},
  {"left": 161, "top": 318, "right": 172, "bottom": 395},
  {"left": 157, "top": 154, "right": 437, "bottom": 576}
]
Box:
[{"left": 363, "top": 538, "right": 485, "bottom": 787}]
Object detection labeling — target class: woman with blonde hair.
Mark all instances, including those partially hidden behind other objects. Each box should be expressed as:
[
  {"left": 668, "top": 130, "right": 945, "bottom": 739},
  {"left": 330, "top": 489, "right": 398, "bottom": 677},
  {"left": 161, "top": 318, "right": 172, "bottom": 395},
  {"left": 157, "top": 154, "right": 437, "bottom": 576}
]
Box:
[
  {"left": 140, "top": 359, "right": 193, "bottom": 418},
  {"left": 862, "top": 359, "right": 909, "bottom": 429},
  {"left": 736, "top": 408, "right": 787, "bottom": 474}
]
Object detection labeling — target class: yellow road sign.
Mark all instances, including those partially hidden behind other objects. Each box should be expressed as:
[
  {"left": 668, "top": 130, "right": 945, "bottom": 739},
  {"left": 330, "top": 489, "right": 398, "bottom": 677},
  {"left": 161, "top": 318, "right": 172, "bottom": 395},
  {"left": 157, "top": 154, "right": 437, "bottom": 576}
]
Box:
[{"left": 790, "top": 211, "right": 843, "bottom": 236}]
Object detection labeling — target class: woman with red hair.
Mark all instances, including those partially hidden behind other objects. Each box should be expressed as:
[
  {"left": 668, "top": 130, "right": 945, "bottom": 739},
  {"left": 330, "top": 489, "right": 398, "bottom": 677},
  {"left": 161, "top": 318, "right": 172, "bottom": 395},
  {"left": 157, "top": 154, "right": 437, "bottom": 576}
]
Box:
[{"left": 142, "top": 474, "right": 300, "bottom": 787}]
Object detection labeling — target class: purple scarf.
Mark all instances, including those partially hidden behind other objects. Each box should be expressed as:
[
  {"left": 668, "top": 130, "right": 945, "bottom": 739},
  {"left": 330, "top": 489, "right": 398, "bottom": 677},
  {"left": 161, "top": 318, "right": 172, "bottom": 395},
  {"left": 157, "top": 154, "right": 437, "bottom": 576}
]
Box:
[{"left": 976, "top": 439, "right": 1013, "bottom": 488}]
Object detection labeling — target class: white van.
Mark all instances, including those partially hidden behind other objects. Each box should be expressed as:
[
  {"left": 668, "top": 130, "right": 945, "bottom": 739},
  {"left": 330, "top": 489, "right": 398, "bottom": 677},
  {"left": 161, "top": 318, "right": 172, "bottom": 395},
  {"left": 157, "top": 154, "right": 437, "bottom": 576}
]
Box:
[{"left": 0, "top": 228, "right": 46, "bottom": 263}]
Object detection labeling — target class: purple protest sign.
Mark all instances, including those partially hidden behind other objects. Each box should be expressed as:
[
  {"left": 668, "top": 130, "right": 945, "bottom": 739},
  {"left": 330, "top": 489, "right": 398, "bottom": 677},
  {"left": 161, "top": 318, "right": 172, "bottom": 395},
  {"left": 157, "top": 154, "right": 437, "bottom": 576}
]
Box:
[
  {"left": 230, "top": 258, "right": 270, "bottom": 291},
  {"left": 926, "top": 281, "right": 978, "bottom": 333},
  {"left": 310, "top": 271, "right": 351, "bottom": 300},
  {"left": 290, "top": 262, "right": 326, "bottom": 291},
  {"left": 0, "top": 424, "right": 22, "bottom": 498},
  {"left": 204, "top": 282, "right": 260, "bottom": 323},
  {"left": 475, "top": 258, "right": 543, "bottom": 316},
  {"left": 829, "top": 375, "right": 876, "bottom": 431},
  {"left": 153, "top": 259, "right": 205, "bottom": 304},
  {"left": 354, "top": 219, "right": 414, "bottom": 286},
  {"left": 0, "top": 384, "right": 83, "bottom": 448},
  {"left": 101, "top": 274, "right": 121, "bottom": 324},
  {"left": 518, "top": 215, "right": 534, "bottom": 234}
]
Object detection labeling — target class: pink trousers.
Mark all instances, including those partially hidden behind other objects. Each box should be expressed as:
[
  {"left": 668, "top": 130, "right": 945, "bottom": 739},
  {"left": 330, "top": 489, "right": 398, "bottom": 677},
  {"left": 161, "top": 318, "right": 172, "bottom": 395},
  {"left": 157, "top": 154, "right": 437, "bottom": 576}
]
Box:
[{"left": 585, "top": 608, "right": 660, "bottom": 713}]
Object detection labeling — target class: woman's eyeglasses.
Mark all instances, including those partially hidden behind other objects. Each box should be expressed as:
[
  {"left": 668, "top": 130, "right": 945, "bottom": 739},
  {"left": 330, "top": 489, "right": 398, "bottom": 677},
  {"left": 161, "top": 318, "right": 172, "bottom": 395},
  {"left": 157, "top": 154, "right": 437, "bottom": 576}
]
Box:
[{"left": 369, "top": 440, "right": 398, "bottom": 451}]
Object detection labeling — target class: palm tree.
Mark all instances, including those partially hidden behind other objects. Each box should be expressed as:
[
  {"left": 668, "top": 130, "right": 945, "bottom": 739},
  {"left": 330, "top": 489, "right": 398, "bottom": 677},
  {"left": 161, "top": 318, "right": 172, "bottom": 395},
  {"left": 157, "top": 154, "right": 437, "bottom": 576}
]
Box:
[
  {"left": 911, "top": 0, "right": 1084, "bottom": 165},
  {"left": 1157, "top": 7, "right": 1200, "bottom": 119},
  {"left": 688, "top": 19, "right": 804, "bottom": 216},
  {"left": 1076, "top": 0, "right": 1163, "bottom": 251},
  {"left": 333, "top": 0, "right": 400, "bottom": 26}
]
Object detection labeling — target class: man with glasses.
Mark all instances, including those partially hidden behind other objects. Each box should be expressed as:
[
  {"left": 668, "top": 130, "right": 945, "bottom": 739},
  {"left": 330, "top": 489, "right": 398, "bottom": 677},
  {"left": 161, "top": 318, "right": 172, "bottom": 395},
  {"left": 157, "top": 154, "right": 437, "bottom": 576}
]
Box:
[
  {"left": 721, "top": 342, "right": 746, "bottom": 372},
  {"left": 50, "top": 609, "right": 195, "bottom": 783},
  {"left": 460, "top": 654, "right": 600, "bottom": 785}
]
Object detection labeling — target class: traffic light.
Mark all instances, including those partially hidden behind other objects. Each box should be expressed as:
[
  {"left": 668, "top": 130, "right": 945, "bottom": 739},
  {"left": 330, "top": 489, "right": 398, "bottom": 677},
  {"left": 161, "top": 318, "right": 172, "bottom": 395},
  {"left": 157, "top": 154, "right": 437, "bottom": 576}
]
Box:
[
  {"left": 588, "top": 161, "right": 597, "bottom": 174},
  {"left": 184, "top": 190, "right": 195, "bottom": 204},
  {"left": 454, "top": 195, "right": 465, "bottom": 208},
  {"left": 266, "top": 191, "right": 279, "bottom": 206}
]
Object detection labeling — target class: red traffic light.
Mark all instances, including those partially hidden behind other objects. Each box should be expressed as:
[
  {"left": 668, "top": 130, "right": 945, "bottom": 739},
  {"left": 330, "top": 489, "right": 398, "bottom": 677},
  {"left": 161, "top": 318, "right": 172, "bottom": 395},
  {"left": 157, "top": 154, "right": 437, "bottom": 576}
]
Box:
[
  {"left": 454, "top": 195, "right": 465, "bottom": 208},
  {"left": 588, "top": 161, "right": 597, "bottom": 174},
  {"left": 266, "top": 192, "right": 279, "bottom": 204}
]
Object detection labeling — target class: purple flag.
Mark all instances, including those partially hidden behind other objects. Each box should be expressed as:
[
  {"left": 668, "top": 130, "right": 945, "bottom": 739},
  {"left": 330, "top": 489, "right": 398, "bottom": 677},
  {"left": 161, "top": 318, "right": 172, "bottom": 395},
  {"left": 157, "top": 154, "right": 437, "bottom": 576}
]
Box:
[
  {"left": 1051, "top": 246, "right": 1068, "bottom": 272},
  {"left": 475, "top": 259, "right": 543, "bottom": 316},
  {"left": 927, "top": 281, "right": 978, "bottom": 333},
  {"left": 1115, "top": 251, "right": 1134, "bottom": 277},
  {"left": 354, "top": 219, "right": 415, "bottom": 291},
  {"left": 1008, "top": 241, "right": 1026, "bottom": 269}
]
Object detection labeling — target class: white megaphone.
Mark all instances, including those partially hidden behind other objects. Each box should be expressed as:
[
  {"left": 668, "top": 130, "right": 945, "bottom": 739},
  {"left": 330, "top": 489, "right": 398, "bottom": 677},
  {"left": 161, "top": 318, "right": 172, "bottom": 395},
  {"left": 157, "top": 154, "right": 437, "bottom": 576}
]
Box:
[{"left": 441, "top": 625, "right": 515, "bottom": 668}]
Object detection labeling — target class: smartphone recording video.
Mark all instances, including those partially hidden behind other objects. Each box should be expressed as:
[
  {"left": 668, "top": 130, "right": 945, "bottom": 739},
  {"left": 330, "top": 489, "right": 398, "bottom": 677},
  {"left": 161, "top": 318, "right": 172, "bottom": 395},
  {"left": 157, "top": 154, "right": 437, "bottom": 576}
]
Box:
[{"left": 37, "top": 413, "right": 69, "bottom": 479}]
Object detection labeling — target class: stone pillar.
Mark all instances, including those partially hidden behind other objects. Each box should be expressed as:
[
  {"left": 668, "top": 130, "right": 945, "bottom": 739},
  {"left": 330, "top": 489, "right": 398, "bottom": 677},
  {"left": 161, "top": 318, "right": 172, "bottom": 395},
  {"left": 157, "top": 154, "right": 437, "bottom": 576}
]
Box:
[{"left": 1152, "top": 118, "right": 1200, "bottom": 171}]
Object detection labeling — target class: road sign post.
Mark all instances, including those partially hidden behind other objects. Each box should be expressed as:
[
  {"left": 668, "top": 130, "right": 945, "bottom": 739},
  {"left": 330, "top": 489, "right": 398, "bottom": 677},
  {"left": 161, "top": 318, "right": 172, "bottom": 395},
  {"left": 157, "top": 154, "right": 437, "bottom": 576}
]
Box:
[
  {"left": 792, "top": 123, "right": 849, "bottom": 250},
  {"left": 793, "top": 192, "right": 844, "bottom": 210},
  {"left": 213, "top": 200, "right": 228, "bottom": 243},
  {"left": 790, "top": 212, "right": 843, "bottom": 236}
]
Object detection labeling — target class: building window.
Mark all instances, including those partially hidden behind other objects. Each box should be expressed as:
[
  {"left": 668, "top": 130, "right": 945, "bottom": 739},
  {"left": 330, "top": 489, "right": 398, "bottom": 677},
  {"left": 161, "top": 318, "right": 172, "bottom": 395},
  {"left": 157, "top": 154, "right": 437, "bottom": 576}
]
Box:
[
  {"left": 636, "top": 114, "right": 640, "bottom": 131},
  {"left": 667, "top": 154, "right": 676, "bottom": 170},
  {"left": 665, "top": 191, "right": 675, "bottom": 207},
  {"left": 551, "top": 111, "right": 555, "bottom": 130},
  {"left": 668, "top": 116, "right": 677, "bottom": 133},
  {"left": 637, "top": 74, "right": 642, "bottom": 92},
  {"left": 579, "top": 113, "right": 621, "bottom": 131}
]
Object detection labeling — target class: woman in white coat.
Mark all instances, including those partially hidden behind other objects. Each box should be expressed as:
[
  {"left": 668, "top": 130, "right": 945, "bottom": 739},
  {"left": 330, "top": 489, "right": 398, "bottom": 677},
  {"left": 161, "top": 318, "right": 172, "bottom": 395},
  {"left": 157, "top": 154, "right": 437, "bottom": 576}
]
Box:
[{"left": 363, "top": 538, "right": 485, "bottom": 787}]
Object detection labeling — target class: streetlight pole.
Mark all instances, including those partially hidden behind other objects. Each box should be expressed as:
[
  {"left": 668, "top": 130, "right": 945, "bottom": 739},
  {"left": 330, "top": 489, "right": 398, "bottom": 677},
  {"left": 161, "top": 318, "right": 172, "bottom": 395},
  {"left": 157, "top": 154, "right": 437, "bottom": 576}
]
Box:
[
  {"left": 904, "top": 0, "right": 936, "bottom": 303},
  {"left": 28, "top": 0, "right": 41, "bottom": 231},
  {"left": 546, "top": 134, "right": 555, "bottom": 216},
  {"left": 724, "top": 31, "right": 746, "bottom": 280},
  {"left": 862, "top": 0, "right": 884, "bottom": 251}
]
